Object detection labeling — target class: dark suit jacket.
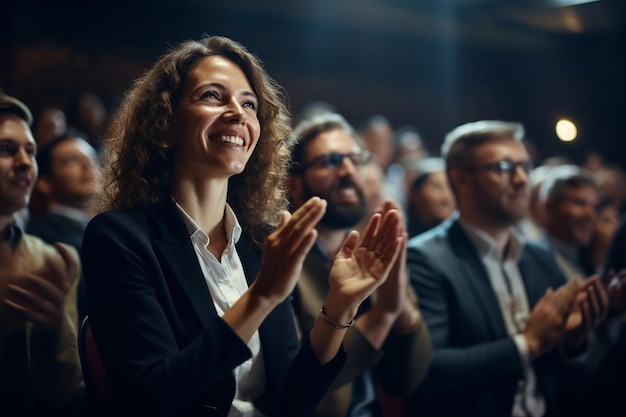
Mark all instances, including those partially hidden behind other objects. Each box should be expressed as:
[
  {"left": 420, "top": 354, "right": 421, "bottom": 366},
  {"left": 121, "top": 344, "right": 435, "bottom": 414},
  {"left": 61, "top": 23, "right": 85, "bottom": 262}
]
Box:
[
  {"left": 406, "top": 217, "right": 568, "bottom": 417},
  {"left": 27, "top": 212, "right": 86, "bottom": 252},
  {"left": 82, "top": 200, "right": 345, "bottom": 417}
]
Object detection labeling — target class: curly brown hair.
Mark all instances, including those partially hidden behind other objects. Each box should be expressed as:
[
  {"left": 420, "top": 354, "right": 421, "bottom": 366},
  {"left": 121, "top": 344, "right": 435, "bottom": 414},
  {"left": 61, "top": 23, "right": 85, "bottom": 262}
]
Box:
[{"left": 100, "top": 36, "right": 292, "bottom": 242}]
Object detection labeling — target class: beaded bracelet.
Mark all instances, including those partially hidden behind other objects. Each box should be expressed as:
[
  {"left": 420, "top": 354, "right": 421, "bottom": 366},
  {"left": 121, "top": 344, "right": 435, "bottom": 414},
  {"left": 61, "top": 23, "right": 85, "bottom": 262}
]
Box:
[{"left": 319, "top": 305, "right": 355, "bottom": 329}]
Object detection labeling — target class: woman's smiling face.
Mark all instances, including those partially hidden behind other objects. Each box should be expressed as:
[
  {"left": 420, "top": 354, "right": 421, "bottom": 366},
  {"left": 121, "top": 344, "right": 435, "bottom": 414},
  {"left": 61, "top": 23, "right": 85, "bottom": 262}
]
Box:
[{"left": 170, "top": 55, "right": 261, "bottom": 180}]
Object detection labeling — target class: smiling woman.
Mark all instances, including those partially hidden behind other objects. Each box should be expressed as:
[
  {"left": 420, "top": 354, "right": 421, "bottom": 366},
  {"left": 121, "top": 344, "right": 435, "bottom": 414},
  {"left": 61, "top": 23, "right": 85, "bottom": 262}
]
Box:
[{"left": 81, "top": 36, "right": 405, "bottom": 417}]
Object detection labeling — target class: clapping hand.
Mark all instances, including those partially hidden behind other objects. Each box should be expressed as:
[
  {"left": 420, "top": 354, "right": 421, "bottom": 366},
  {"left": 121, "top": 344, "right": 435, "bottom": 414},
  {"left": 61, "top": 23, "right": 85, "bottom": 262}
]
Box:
[
  {"left": 562, "top": 275, "right": 609, "bottom": 349},
  {"left": 370, "top": 200, "right": 409, "bottom": 317},
  {"left": 2, "top": 243, "right": 77, "bottom": 329},
  {"left": 252, "top": 196, "right": 326, "bottom": 305},
  {"left": 523, "top": 278, "right": 580, "bottom": 359},
  {"left": 323, "top": 208, "right": 405, "bottom": 324},
  {"left": 601, "top": 268, "right": 626, "bottom": 313}
]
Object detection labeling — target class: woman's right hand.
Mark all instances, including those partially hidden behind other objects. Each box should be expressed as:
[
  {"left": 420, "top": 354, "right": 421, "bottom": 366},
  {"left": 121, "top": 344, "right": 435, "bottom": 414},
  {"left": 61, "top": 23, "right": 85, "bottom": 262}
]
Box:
[{"left": 250, "top": 196, "right": 327, "bottom": 306}]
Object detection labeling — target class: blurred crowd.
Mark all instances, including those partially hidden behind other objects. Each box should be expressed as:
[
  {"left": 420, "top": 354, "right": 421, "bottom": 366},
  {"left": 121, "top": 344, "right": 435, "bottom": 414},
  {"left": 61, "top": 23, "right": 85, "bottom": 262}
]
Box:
[{"left": 2, "top": 44, "right": 626, "bottom": 417}]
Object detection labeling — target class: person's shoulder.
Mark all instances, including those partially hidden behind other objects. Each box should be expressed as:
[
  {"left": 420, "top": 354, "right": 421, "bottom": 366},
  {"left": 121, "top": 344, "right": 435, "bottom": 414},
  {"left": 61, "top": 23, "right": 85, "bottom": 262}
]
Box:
[
  {"left": 20, "top": 233, "right": 79, "bottom": 269},
  {"left": 522, "top": 240, "right": 566, "bottom": 280},
  {"left": 26, "top": 212, "right": 74, "bottom": 238},
  {"left": 523, "top": 239, "right": 554, "bottom": 259},
  {"left": 408, "top": 216, "right": 455, "bottom": 250},
  {"left": 21, "top": 232, "right": 57, "bottom": 255}
]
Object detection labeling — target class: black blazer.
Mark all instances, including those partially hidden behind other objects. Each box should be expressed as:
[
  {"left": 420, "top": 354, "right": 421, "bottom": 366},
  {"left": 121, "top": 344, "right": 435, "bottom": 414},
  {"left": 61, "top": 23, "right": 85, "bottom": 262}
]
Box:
[
  {"left": 82, "top": 200, "right": 344, "bottom": 417},
  {"left": 406, "top": 217, "right": 568, "bottom": 417}
]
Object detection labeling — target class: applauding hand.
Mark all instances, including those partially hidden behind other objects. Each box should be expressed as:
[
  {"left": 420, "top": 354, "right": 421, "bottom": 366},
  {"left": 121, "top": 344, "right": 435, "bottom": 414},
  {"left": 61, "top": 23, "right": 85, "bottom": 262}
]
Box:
[{"left": 324, "top": 209, "right": 405, "bottom": 324}]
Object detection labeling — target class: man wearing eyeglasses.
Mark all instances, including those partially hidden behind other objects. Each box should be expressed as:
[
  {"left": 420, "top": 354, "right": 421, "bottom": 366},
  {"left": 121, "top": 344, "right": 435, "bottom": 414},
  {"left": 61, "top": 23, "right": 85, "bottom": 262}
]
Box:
[
  {"left": 406, "top": 120, "right": 609, "bottom": 417},
  {"left": 286, "top": 112, "right": 431, "bottom": 417}
]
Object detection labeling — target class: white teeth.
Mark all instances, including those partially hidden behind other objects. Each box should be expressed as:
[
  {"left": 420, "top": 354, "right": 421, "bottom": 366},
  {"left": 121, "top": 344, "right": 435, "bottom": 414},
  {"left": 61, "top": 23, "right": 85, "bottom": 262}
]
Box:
[
  {"left": 338, "top": 188, "right": 357, "bottom": 197},
  {"left": 216, "top": 135, "right": 244, "bottom": 146}
]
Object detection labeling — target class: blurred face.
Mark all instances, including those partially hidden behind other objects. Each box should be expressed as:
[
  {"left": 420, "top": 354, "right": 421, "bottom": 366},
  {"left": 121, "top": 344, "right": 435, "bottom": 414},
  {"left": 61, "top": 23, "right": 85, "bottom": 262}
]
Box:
[
  {"left": 410, "top": 171, "right": 455, "bottom": 227},
  {"left": 362, "top": 123, "right": 394, "bottom": 169},
  {"left": 454, "top": 138, "right": 531, "bottom": 227},
  {"left": 170, "top": 56, "right": 261, "bottom": 180},
  {"left": 360, "top": 162, "right": 384, "bottom": 221},
  {"left": 40, "top": 138, "right": 100, "bottom": 206},
  {"left": 546, "top": 184, "right": 600, "bottom": 247},
  {"left": 34, "top": 108, "right": 67, "bottom": 146},
  {"left": 0, "top": 115, "right": 37, "bottom": 216},
  {"left": 293, "top": 128, "right": 366, "bottom": 228},
  {"left": 593, "top": 203, "right": 621, "bottom": 249}
]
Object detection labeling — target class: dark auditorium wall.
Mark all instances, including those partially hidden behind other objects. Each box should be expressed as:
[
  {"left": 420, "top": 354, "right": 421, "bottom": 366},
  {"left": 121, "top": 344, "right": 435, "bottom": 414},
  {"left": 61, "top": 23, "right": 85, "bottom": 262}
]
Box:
[{"left": 1, "top": 0, "right": 625, "bottom": 167}]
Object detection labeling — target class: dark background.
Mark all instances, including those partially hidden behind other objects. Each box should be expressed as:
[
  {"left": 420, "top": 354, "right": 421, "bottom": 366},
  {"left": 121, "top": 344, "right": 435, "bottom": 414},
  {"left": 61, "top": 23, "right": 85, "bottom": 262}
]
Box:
[{"left": 2, "top": 0, "right": 625, "bottom": 166}]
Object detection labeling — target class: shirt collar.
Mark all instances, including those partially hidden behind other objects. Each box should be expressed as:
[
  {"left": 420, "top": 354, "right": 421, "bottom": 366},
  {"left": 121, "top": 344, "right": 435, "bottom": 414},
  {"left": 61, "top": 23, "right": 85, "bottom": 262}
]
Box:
[
  {"left": 175, "top": 202, "right": 242, "bottom": 248},
  {"left": 459, "top": 218, "right": 525, "bottom": 263},
  {"left": 2, "top": 220, "right": 23, "bottom": 248},
  {"left": 48, "top": 203, "right": 91, "bottom": 224}
]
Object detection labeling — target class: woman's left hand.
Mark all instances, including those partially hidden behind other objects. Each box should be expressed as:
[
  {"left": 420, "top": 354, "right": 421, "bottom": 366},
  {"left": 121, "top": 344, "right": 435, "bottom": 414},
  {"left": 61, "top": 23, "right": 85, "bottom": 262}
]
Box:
[{"left": 323, "top": 209, "right": 405, "bottom": 323}]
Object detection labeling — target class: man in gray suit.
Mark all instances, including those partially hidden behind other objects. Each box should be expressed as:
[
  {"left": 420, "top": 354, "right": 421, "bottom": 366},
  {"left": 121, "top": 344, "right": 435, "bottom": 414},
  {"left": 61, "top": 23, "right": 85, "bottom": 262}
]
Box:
[{"left": 406, "top": 120, "right": 609, "bottom": 417}]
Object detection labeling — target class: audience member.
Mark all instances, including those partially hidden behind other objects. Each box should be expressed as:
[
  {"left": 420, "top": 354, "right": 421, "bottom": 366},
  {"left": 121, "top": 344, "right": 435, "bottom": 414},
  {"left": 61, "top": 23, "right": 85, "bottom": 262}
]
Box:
[
  {"left": 538, "top": 163, "right": 626, "bottom": 417},
  {"left": 594, "top": 164, "right": 626, "bottom": 213},
  {"left": 582, "top": 198, "right": 621, "bottom": 273},
  {"left": 583, "top": 151, "right": 604, "bottom": 174},
  {"left": 81, "top": 36, "right": 405, "bottom": 417},
  {"left": 32, "top": 107, "right": 67, "bottom": 147},
  {"left": 0, "top": 93, "right": 82, "bottom": 416},
  {"left": 566, "top": 197, "right": 626, "bottom": 417},
  {"left": 293, "top": 101, "right": 338, "bottom": 126},
  {"left": 358, "top": 115, "right": 395, "bottom": 172},
  {"left": 394, "top": 126, "right": 428, "bottom": 168},
  {"left": 66, "top": 92, "right": 108, "bottom": 152},
  {"left": 286, "top": 112, "right": 431, "bottom": 417},
  {"left": 405, "top": 157, "right": 455, "bottom": 238},
  {"left": 26, "top": 134, "right": 100, "bottom": 321},
  {"left": 537, "top": 164, "right": 600, "bottom": 279},
  {"left": 517, "top": 164, "right": 556, "bottom": 241},
  {"left": 406, "top": 120, "right": 609, "bottom": 417},
  {"left": 358, "top": 115, "right": 408, "bottom": 207}
]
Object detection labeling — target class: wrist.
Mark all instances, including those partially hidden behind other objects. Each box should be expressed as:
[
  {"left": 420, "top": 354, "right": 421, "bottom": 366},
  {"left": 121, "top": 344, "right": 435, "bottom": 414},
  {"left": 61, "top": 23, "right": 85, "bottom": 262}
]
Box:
[
  {"left": 522, "top": 332, "right": 544, "bottom": 360},
  {"left": 393, "top": 307, "right": 422, "bottom": 334},
  {"left": 319, "top": 305, "right": 355, "bottom": 329},
  {"left": 247, "top": 281, "right": 282, "bottom": 312},
  {"left": 323, "top": 295, "right": 359, "bottom": 324}
]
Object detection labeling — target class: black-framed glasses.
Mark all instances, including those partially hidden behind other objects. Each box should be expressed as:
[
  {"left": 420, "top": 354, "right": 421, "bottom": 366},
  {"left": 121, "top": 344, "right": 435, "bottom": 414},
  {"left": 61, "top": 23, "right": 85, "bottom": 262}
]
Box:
[
  {"left": 461, "top": 160, "right": 532, "bottom": 176},
  {"left": 294, "top": 151, "right": 372, "bottom": 174}
]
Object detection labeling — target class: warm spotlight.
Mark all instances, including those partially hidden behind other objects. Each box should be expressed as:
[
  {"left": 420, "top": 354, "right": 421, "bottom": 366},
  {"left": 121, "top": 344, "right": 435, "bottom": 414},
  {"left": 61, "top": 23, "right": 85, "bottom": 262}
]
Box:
[{"left": 555, "top": 119, "right": 577, "bottom": 142}]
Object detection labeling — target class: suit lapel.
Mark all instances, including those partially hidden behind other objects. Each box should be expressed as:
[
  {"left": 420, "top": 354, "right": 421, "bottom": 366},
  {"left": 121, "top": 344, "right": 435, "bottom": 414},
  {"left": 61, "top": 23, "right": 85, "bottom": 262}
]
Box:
[
  {"left": 518, "top": 245, "right": 565, "bottom": 308},
  {"left": 448, "top": 220, "right": 509, "bottom": 338},
  {"left": 235, "top": 232, "right": 299, "bottom": 413},
  {"left": 150, "top": 201, "right": 217, "bottom": 329}
]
